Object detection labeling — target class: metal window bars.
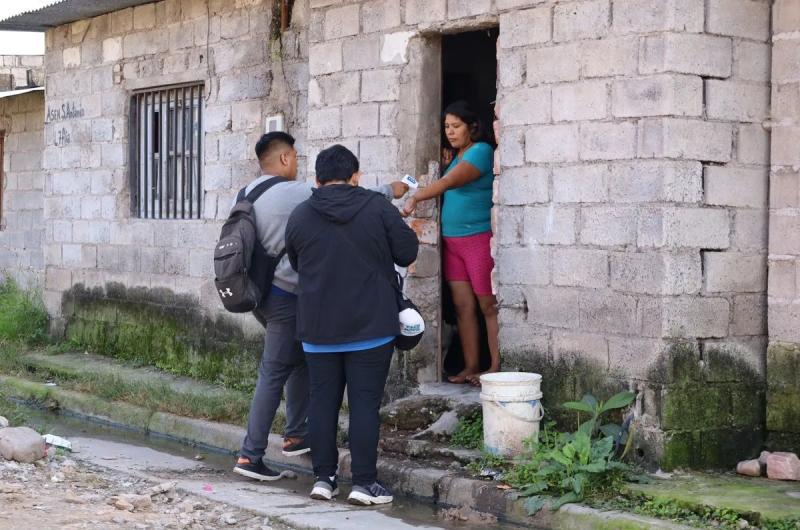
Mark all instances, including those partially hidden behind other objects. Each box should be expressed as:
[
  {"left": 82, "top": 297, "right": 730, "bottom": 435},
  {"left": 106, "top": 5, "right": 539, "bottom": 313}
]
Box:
[{"left": 129, "top": 83, "right": 203, "bottom": 219}]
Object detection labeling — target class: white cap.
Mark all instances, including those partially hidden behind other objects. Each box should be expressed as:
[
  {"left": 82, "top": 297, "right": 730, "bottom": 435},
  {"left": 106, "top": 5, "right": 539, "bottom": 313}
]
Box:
[{"left": 399, "top": 307, "right": 425, "bottom": 336}]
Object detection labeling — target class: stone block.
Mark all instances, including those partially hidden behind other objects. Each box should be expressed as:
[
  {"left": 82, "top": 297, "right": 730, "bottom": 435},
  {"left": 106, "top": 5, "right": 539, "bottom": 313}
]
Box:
[
  {"left": 324, "top": 5, "right": 360, "bottom": 40},
  {"left": 362, "top": 0, "right": 401, "bottom": 32},
  {"left": 706, "top": 0, "right": 770, "bottom": 41},
  {"left": 525, "top": 124, "right": 579, "bottom": 163},
  {"left": 579, "top": 290, "right": 638, "bottom": 334},
  {"left": 307, "top": 107, "right": 341, "bottom": 139},
  {"left": 318, "top": 72, "right": 360, "bottom": 105},
  {"left": 552, "top": 80, "right": 607, "bottom": 122},
  {"left": 309, "top": 41, "right": 343, "bottom": 76},
  {"left": 611, "top": 251, "right": 701, "bottom": 295},
  {"left": 405, "top": 0, "right": 446, "bottom": 24},
  {"left": 769, "top": 212, "right": 800, "bottom": 256},
  {"left": 360, "top": 137, "right": 398, "bottom": 172},
  {"left": 552, "top": 248, "right": 608, "bottom": 288},
  {"left": 703, "top": 251, "right": 766, "bottom": 293},
  {"left": 771, "top": 170, "right": 800, "bottom": 209},
  {"left": 737, "top": 124, "right": 769, "bottom": 165},
  {"left": 774, "top": 0, "right": 800, "bottom": 34},
  {"left": 524, "top": 206, "right": 577, "bottom": 245},
  {"left": 231, "top": 100, "right": 262, "bottom": 131},
  {"left": 664, "top": 207, "right": 730, "bottom": 249},
  {"left": 733, "top": 41, "right": 770, "bottom": 83},
  {"left": 662, "top": 296, "right": 730, "bottom": 338},
  {"left": 552, "top": 164, "right": 609, "bottom": 203},
  {"left": 361, "top": 69, "right": 400, "bottom": 102},
  {"left": 706, "top": 80, "right": 769, "bottom": 123},
  {"left": 496, "top": 167, "right": 549, "bottom": 205},
  {"left": 499, "top": 7, "right": 551, "bottom": 49},
  {"left": 768, "top": 259, "right": 796, "bottom": 299},
  {"left": 580, "top": 37, "right": 638, "bottom": 78},
  {"left": 640, "top": 33, "right": 732, "bottom": 78},
  {"left": 495, "top": 206, "right": 524, "bottom": 246},
  {"left": 133, "top": 3, "right": 156, "bottom": 30},
  {"left": 611, "top": 75, "right": 702, "bottom": 118},
  {"left": 704, "top": 166, "right": 767, "bottom": 208},
  {"left": 772, "top": 40, "right": 800, "bottom": 84},
  {"left": 611, "top": 0, "right": 704, "bottom": 34},
  {"left": 496, "top": 247, "right": 550, "bottom": 286},
  {"left": 554, "top": 0, "right": 609, "bottom": 42},
  {"left": 773, "top": 82, "right": 800, "bottom": 122},
  {"left": 732, "top": 294, "right": 766, "bottom": 336},
  {"left": 608, "top": 337, "right": 665, "bottom": 378},
  {"left": 500, "top": 86, "right": 551, "bottom": 125},
  {"left": 102, "top": 37, "right": 122, "bottom": 63},
  {"left": 498, "top": 50, "right": 525, "bottom": 89},
  {"left": 523, "top": 286, "right": 580, "bottom": 328},
  {"left": 609, "top": 160, "right": 702, "bottom": 203},
  {"left": 769, "top": 301, "right": 800, "bottom": 342},
  {"left": 638, "top": 118, "right": 732, "bottom": 163},
  {"left": 123, "top": 30, "right": 168, "bottom": 58},
  {"left": 528, "top": 43, "right": 582, "bottom": 85},
  {"left": 579, "top": 206, "right": 637, "bottom": 246},
  {"left": 448, "top": 0, "right": 492, "bottom": 19},
  {"left": 62, "top": 47, "right": 80, "bottom": 68},
  {"left": 731, "top": 208, "right": 767, "bottom": 252},
  {"left": 579, "top": 122, "right": 636, "bottom": 161},
  {"left": 343, "top": 35, "right": 380, "bottom": 71},
  {"left": 772, "top": 126, "right": 800, "bottom": 167},
  {"left": 552, "top": 331, "right": 609, "bottom": 363},
  {"left": 342, "top": 104, "right": 380, "bottom": 136},
  {"left": 500, "top": 128, "right": 525, "bottom": 167}
]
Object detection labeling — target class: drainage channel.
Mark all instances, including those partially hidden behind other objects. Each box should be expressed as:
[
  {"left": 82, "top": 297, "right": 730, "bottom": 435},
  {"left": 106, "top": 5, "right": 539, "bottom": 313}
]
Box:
[{"left": 5, "top": 400, "right": 527, "bottom": 530}]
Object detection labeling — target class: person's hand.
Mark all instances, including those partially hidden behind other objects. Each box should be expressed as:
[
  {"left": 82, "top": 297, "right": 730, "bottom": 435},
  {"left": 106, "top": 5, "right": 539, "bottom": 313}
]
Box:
[
  {"left": 442, "top": 148, "right": 453, "bottom": 167},
  {"left": 390, "top": 181, "right": 409, "bottom": 199},
  {"left": 402, "top": 195, "right": 418, "bottom": 217}
]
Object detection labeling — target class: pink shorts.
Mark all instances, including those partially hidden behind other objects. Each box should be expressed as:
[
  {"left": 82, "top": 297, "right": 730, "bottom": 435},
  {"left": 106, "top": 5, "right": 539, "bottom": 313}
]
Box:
[{"left": 442, "top": 231, "right": 494, "bottom": 296}]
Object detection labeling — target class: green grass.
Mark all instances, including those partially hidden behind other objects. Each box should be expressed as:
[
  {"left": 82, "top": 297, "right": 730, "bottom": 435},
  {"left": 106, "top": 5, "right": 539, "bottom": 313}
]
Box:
[
  {"left": 451, "top": 410, "right": 483, "bottom": 449},
  {"left": 0, "top": 278, "right": 49, "bottom": 345}
]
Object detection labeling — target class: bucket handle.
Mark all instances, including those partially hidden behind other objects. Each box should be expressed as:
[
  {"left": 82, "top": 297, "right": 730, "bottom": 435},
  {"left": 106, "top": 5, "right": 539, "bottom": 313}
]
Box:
[{"left": 486, "top": 400, "right": 544, "bottom": 423}]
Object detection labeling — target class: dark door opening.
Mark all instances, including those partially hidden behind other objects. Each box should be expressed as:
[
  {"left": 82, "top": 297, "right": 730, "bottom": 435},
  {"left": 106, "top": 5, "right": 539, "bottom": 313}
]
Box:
[{"left": 440, "top": 28, "right": 498, "bottom": 380}]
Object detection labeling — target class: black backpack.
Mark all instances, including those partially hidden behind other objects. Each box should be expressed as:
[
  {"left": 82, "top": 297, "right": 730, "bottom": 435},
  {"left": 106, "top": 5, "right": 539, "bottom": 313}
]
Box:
[{"left": 214, "top": 177, "right": 286, "bottom": 313}]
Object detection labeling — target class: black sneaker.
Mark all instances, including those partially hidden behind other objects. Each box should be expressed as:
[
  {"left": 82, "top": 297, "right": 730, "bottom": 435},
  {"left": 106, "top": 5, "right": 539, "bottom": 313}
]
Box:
[
  {"left": 282, "top": 437, "right": 311, "bottom": 456},
  {"left": 232, "top": 456, "right": 282, "bottom": 481},
  {"left": 310, "top": 475, "right": 338, "bottom": 500},
  {"left": 347, "top": 482, "right": 393, "bottom": 505}
]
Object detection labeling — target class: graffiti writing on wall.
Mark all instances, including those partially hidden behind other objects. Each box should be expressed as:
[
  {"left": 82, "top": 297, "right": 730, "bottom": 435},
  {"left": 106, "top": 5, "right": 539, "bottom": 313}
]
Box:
[
  {"left": 54, "top": 127, "right": 71, "bottom": 146},
  {"left": 46, "top": 102, "right": 85, "bottom": 123}
]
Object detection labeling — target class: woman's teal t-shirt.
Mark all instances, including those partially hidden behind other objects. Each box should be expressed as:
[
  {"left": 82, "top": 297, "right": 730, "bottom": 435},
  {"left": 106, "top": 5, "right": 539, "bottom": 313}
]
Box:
[{"left": 441, "top": 142, "right": 495, "bottom": 238}]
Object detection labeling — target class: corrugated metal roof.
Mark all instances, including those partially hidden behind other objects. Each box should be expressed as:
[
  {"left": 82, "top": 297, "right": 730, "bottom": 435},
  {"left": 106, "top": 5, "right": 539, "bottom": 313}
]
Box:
[
  {"left": 0, "top": 87, "right": 44, "bottom": 99},
  {"left": 0, "top": 1, "right": 158, "bottom": 31}
]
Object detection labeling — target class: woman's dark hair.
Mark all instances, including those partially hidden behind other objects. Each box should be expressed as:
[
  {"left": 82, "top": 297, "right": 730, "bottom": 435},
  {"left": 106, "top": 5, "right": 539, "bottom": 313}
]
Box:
[{"left": 443, "top": 100, "right": 493, "bottom": 146}]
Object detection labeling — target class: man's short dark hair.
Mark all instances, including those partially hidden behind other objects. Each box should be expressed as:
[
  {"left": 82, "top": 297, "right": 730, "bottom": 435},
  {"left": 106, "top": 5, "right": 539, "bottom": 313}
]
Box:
[
  {"left": 315, "top": 144, "right": 359, "bottom": 184},
  {"left": 255, "top": 132, "right": 295, "bottom": 161}
]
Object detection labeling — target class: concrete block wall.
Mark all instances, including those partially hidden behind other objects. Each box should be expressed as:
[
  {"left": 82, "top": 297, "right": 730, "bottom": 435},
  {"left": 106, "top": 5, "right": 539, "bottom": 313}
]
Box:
[
  {"left": 0, "top": 55, "right": 44, "bottom": 90},
  {"left": 0, "top": 91, "right": 45, "bottom": 289},
  {"left": 767, "top": 0, "right": 800, "bottom": 451},
  {"left": 41, "top": 0, "right": 309, "bottom": 335}
]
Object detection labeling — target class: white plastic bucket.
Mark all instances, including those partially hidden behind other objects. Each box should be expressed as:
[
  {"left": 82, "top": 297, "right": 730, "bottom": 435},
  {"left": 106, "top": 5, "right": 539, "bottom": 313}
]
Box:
[{"left": 479, "top": 372, "right": 544, "bottom": 457}]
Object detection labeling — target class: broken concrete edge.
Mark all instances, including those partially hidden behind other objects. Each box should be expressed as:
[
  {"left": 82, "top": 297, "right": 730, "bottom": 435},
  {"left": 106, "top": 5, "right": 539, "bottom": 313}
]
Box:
[{"left": 0, "top": 374, "right": 688, "bottom": 529}]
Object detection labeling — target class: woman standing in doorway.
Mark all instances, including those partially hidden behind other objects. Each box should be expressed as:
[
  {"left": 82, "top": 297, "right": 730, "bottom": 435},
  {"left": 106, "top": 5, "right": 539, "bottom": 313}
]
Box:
[{"left": 402, "top": 100, "right": 498, "bottom": 385}]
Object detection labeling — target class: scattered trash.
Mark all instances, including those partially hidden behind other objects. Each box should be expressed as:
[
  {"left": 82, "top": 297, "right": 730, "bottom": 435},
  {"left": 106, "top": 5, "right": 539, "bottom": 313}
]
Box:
[
  {"left": 496, "top": 484, "right": 512, "bottom": 490},
  {"left": 43, "top": 434, "right": 72, "bottom": 451},
  {"left": 202, "top": 484, "right": 214, "bottom": 493},
  {"left": 652, "top": 469, "right": 674, "bottom": 479},
  {"left": 148, "top": 481, "right": 177, "bottom": 496},
  {"left": 50, "top": 472, "right": 65, "bottom": 483},
  {"left": 44, "top": 382, "right": 57, "bottom": 387},
  {"left": 220, "top": 512, "right": 237, "bottom": 525},
  {"left": 193, "top": 454, "right": 204, "bottom": 461},
  {"left": 0, "top": 416, "right": 8, "bottom": 428}
]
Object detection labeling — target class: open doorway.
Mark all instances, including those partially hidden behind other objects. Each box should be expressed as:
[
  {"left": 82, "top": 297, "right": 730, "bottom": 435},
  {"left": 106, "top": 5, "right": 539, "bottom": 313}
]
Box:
[{"left": 440, "top": 28, "right": 498, "bottom": 381}]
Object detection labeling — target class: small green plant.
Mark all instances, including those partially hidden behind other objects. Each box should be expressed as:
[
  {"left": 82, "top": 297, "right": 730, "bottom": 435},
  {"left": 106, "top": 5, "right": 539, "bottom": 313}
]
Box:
[
  {"left": 451, "top": 410, "right": 483, "bottom": 450},
  {"left": 466, "top": 450, "right": 509, "bottom": 476},
  {"left": 0, "top": 279, "right": 49, "bottom": 345}
]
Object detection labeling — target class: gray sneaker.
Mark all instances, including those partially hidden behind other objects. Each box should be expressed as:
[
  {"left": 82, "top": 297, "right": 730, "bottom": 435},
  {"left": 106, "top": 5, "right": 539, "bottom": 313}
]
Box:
[
  {"left": 310, "top": 475, "right": 338, "bottom": 501},
  {"left": 347, "top": 482, "right": 393, "bottom": 506}
]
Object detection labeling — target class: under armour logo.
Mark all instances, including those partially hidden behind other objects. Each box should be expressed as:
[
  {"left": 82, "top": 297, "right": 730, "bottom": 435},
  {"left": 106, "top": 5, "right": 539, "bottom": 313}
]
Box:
[{"left": 219, "top": 288, "right": 233, "bottom": 298}]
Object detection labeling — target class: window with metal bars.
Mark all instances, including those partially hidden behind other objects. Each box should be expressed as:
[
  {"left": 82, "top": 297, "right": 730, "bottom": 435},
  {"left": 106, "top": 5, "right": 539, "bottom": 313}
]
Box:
[{"left": 129, "top": 83, "right": 203, "bottom": 219}]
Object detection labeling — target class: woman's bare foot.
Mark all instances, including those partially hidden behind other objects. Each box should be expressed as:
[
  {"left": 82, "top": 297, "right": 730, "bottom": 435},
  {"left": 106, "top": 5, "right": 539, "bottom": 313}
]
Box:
[
  {"left": 447, "top": 369, "right": 479, "bottom": 384},
  {"left": 466, "top": 367, "right": 500, "bottom": 386}
]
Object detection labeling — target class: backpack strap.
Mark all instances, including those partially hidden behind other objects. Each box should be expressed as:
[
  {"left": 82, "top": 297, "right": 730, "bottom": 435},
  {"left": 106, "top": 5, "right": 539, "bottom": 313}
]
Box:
[{"left": 236, "top": 176, "right": 288, "bottom": 204}]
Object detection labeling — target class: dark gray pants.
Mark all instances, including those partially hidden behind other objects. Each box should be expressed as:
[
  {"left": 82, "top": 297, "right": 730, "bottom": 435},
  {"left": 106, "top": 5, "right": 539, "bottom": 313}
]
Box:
[{"left": 240, "top": 294, "right": 309, "bottom": 461}]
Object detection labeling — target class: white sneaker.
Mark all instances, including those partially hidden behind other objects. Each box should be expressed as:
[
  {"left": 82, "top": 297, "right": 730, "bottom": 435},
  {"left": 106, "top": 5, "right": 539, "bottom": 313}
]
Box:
[
  {"left": 347, "top": 482, "right": 393, "bottom": 506},
  {"left": 310, "top": 476, "right": 338, "bottom": 500}
]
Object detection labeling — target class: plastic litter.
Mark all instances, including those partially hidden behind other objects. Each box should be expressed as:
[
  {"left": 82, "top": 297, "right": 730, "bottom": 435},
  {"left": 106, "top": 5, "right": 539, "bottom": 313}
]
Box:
[{"left": 43, "top": 434, "right": 72, "bottom": 451}]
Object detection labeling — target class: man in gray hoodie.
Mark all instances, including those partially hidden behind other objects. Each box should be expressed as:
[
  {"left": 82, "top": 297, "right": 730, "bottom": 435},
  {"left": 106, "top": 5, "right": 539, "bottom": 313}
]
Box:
[{"left": 233, "top": 132, "right": 407, "bottom": 481}]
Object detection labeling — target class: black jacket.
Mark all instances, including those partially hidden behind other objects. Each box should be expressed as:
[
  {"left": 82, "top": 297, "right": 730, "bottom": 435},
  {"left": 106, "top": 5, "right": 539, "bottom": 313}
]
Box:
[{"left": 285, "top": 184, "right": 419, "bottom": 345}]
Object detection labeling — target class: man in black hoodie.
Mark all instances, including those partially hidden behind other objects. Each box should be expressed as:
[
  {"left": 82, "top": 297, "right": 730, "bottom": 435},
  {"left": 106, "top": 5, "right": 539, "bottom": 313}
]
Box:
[{"left": 285, "top": 145, "right": 418, "bottom": 505}]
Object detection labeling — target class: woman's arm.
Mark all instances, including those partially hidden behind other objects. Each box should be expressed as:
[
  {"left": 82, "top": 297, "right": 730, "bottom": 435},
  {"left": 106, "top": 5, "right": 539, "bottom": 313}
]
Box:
[{"left": 402, "top": 160, "right": 482, "bottom": 216}]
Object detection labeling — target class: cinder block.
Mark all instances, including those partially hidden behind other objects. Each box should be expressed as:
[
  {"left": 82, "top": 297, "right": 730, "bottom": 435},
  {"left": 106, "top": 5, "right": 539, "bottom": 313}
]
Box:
[
  {"left": 552, "top": 164, "right": 609, "bottom": 203},
  {"left": 524, "top": 206, "right": 577, "bottom": 245},
  {"left": 307, "top": 107, "right": 341, "bottom": 139},
  {"left": 705, "top": 80, "right": 769, "bottom": 123},
  {"left": 732, "top": 208, "right": 767, "bottom": 252},
  {"left": 737, "top": 124, "right": 769, "bottom": 165},
  {"left": 110, "top": 8, "right": 133, "bottom": 34},
  {"left": 733, "top": 41, "right": 770, "bottom": 82},
  {"left": 525, "top": 124, "right": 579, "bottom": 163},
  {"left": 499, "top": 7, "right": 551, "bottom": 49},
  {"left": 579, "top": 206, "right": 637, "bottom": 246},
  {"left": 361, "top": 69, "right": 400, "bottom": 102},
  {"left": 498, "top": 51, "right": 525, "bottom": 89},
  {"left": 553, "top": 0, "right": 609, "bottom": 42},
  {"left": 448, "top": 0, "right": 492, "bottom": 19},
  {"left": 772, "top": 40, "right": 800, "bottom": 84},
  {"left": 496, "top": 247, "right": 550, "bottom": 286},
  {"left": 640, "top": 33, "right": 732, "bottom": 78},
  {"left": 579, "top": 290, "right": 638, "bottom": 334},
  {"left": 363, "top": 0, "right": 401, "bottom": 32},
  {"left": 611, "top": 0, "right": 704, "bottom": 34},
  {"left": 342, "top": 104, "right": 380, "bottom": 136},
  {"left": 360, "top": 137, "right": 398, "bottom": 172},
  {"left": 500, "top": 86, "right": 551, "bottom": 125},
  {"left": 309, "top": 41, "right": 343, "bottom": 76},
  {"left": 771, "top": 126, "right": 800, "bottom": 167},
  {"left": 317, "top": 72, "right": 360, "bottom": 105},
  {"left": 774, "top": 0, "right": 800, "bottom": 34},
  {"left": 405, "top": 0, "right": 446, "bottom": 24},
  {"left": 706, "top": 0, "right": 770, "bottom": 41},
  {"left": 526, "top": 43, "right": 580, "bottom": 85},
  {"left": 231, "top": 100, "right": 262, "bottom": 131},
  {"left": 731, "top": 294, "right": 766, "bottom": 336},
  {"left": 611, "top": 75, "right": 702, "bottom": 118},
  {"left": 768, "top": 259, "right": 796, "bottom": 299},
  {"left": 661, "top": 296, "right": 730, "bottom": 338},
  {"left": 102, "top": 37, "right": 122, "bottom": 63},
  {"left": 123, "top": 30, "right": 168, "bottom": 58},
  {"left": 62, "top": 47, "right": 80, "bottom": 68},
  {"left": 133, "top": 3, "right": 156, "bottom": 30},
  {"left": 579, "top": 122, "right": 637, "bottom": 161},
  {"left": 495, "top": 206, "right": 524, "bottom": 246},
  {"left": 663, "top": 207, "right": 730, "bottom": 249},
  {"left": 770, "top": 169, "right": 800, "bottom": 209},
  {"left": 220, "top": 14, "right": 250, "bottom": 40},
  {"left": 610, "top": 251, "right": 701, "bottom": 295},
  {"left": 608, "top": 337, "right": 665, "bottom": 378},
  {"left": 638, "top": 118, "right": 732, "bottom": 163},
  {"left": 553, "top": 80, "right": 607, "bottom": 122},
  {"left": 523, "top": 286, "right": 580, "bottom": 328},
  {"left": 552, "top": 248, "right": 608, "bottom": 288},
  {"left": 609, "top": 160, "right": 702, "bottom": 203},
  {"left": 497, "top": 167, "right": 549, "bottom": 205},
  {"left": 703, "top": 251, "right": 766, "bottom": 293},
  {"left": 343, "top": 36, "right": 380, "bottom": 71},
  {"left": 704, "top": 166, "right": 767, "bottom": 208},
  {"left": 324, "top": 5, "right": 360, "bottom": 40},
  {"left": 773, "top": 82, "right": 800, "bottom": 121},
  {"left": 769, "top": 212, "right": 800, "bottom": 256},
  {"left": 552, "top": 331, "right": 609, "bottom": 364},
  {"left": 769, "top": 301, "right": 800, "bottom": 343},
  {"left": 499, "top": 128, "right": 525, "bottom": 167},
  {"left": 580, "top": 37, "right": 638, "bottom": 78}
]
